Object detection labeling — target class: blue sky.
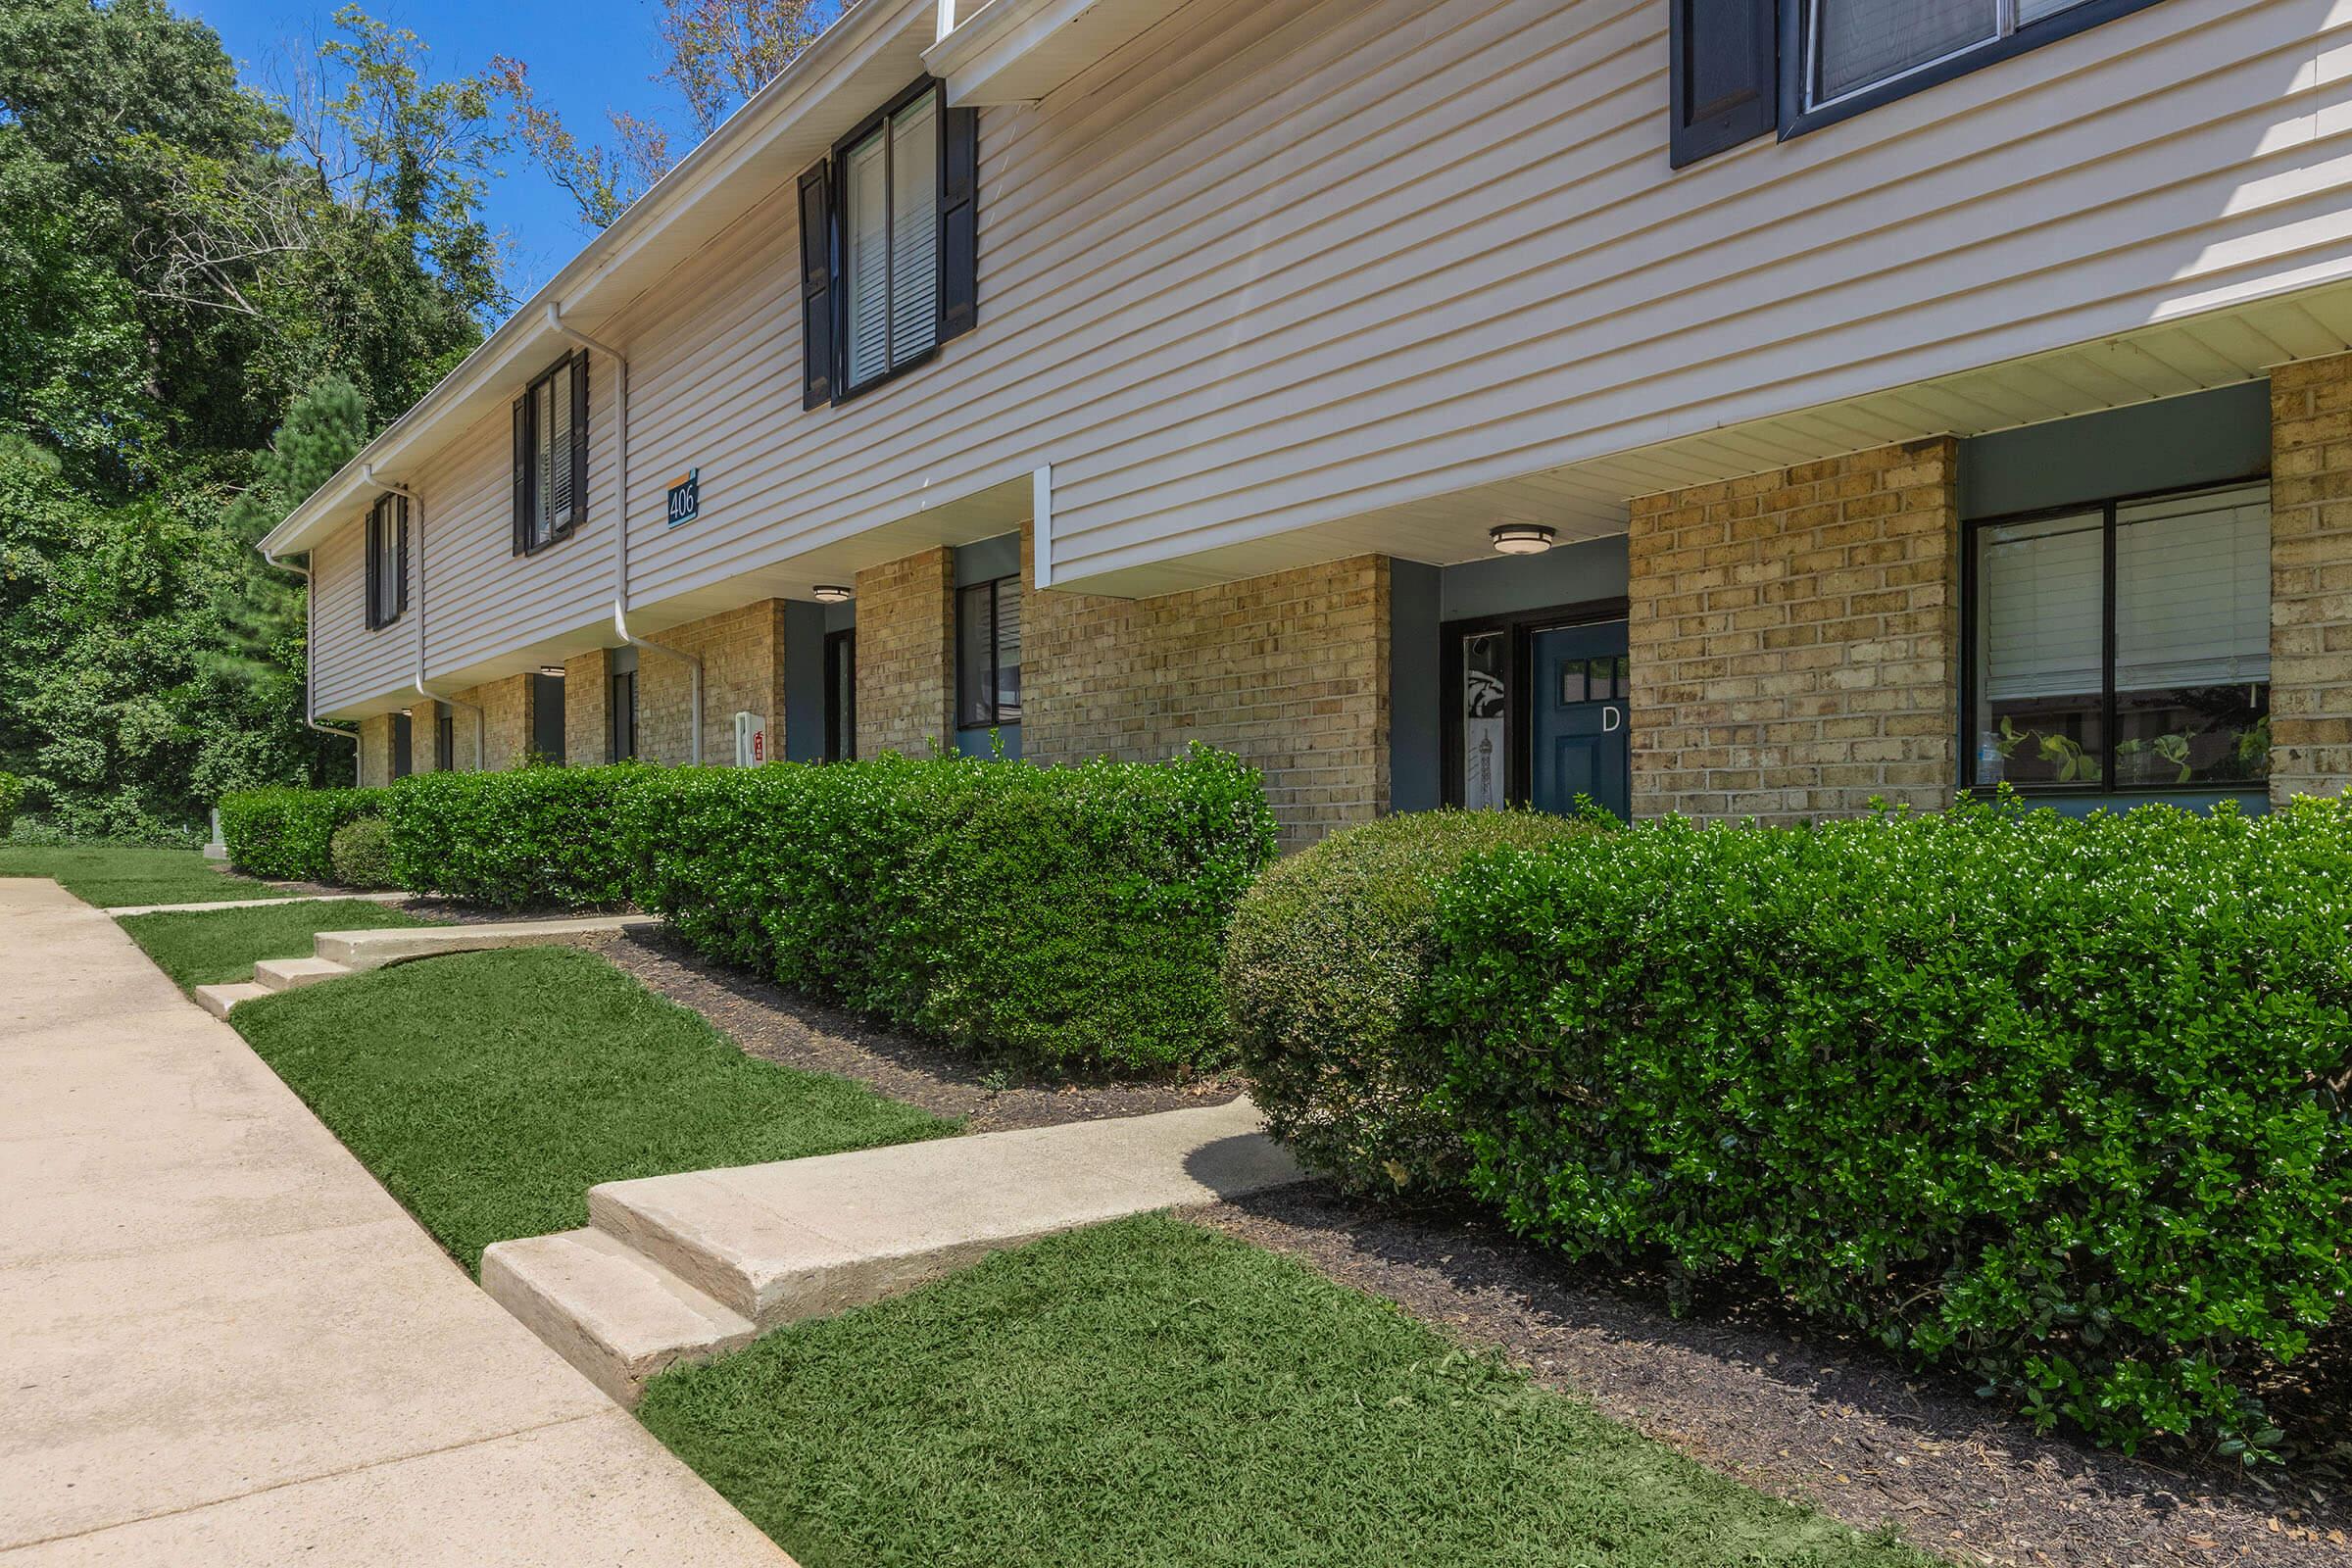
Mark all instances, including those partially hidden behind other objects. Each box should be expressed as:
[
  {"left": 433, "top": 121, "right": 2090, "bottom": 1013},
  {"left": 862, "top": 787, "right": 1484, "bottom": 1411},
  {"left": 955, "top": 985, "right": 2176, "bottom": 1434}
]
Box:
[{"left": 187, "top": 0, "right": 680, "bottom": 299}]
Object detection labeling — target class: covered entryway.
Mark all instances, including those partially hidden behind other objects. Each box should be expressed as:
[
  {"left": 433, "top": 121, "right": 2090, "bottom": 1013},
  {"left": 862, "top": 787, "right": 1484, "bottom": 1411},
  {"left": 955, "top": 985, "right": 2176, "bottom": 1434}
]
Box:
[{"left": 1443, "top": 600, "right": 1630, "bottom": 818}]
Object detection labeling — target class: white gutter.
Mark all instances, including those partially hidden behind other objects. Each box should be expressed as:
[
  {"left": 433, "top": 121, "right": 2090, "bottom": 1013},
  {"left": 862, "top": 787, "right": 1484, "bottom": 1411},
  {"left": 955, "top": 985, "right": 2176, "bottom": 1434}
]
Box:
[
  {"left": 366, "top": 463, "right": 487, "bottom": 770},
  {"left": 254, "top": 547, "right": 358, "bottom": 750},
  {"left": 543, "top": 303, "right": 705, "bottom": 765}
]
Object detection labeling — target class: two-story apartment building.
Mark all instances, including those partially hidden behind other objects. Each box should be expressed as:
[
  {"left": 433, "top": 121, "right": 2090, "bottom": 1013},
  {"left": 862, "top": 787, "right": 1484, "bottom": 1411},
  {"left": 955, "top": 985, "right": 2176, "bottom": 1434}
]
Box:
[{"left": 264, "top": 0, "right": 2352, "bottom": 850}]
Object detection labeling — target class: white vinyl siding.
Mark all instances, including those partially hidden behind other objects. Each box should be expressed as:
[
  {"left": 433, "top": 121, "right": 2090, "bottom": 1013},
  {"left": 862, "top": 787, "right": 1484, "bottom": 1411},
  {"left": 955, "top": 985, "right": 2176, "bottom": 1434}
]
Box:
[{"left": 843, "top": 88, "right": 941, "bottom": 392}]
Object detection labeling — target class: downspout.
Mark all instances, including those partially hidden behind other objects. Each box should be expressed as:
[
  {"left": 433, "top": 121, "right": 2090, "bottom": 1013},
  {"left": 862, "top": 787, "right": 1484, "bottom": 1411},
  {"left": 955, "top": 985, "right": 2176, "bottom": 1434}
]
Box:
[
  {"left": 255, "top": 545, "right": 359, "bottom": 753},
  {"left": 544, "top": 302, "right": 704, "bottom": 763},
  {"left": 368, "top": 464, "right": 485, "bottom": 768}
]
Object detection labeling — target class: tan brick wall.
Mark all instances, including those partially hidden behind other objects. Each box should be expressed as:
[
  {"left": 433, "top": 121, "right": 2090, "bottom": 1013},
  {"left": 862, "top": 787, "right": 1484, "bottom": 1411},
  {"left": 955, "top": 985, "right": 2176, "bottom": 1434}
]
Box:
[
  {"left": 564, "top": 649, "right": 614, "bottom": 766},
  {"left": 1022, "top": 529, "right": 1391, "bottom": 851},
  {"left": 854, "top": 548, "right": 955, "bottom": 759},
  {"left": 356, "top": 714, "right": 394, "bottom": 787},
  {"left": 1627, "top": 437, "right": 1959, "bottom": 821},
  {"left": 443, "top": 674, "right": 532, "bottom": 772},
  {"left": 405, "top": 702, "right": 444, "bottom": 774},
  {"left": 636, "top": 601, "right": 790, "bottom": 766},
  {"left": 2270, "top": 352, "right": 2352, "bottom": 802}
]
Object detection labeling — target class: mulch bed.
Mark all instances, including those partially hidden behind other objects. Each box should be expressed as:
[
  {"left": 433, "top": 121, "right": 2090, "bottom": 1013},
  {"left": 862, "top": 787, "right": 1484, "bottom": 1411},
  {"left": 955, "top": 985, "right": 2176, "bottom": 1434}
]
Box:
[
  {"left": 1195, "top": 1184, "right": 2351, "bottom": 1567},
  {"left": 586, "top": 927, "right": 1243, "bottom": 1131}
]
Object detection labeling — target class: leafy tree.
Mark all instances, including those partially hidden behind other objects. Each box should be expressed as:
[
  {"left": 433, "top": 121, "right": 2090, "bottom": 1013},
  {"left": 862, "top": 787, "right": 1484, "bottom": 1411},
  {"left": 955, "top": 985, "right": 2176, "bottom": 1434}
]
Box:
[
  {"left": 0, "top": 1, "right": 494, "bottom": 836},
  {"left": 497, "top": 0, "right": 843, "bottom": 229}
]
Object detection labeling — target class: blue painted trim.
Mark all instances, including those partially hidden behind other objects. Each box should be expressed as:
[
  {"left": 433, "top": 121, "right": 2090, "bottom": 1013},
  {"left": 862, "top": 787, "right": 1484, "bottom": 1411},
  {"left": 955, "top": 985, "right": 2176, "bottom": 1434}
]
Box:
[
  {"left": 1964, "top": 789, "right": 2269, "bottom": 819},
  {"left": 954, "top": 532, "right": 1020, "bottom": 587},
  {"left": 955, "top": 725, "right": 1021, "bottom": 760}
]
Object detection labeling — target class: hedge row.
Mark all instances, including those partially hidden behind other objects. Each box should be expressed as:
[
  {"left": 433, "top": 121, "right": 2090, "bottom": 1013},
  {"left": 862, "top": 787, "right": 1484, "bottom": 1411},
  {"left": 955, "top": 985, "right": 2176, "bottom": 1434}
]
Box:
[
  {"left": 1231, "top": 798, "right": 2350, "bottom": 1456},
  {"left": 220, "top": 786, "right": 388, "bottom": 882},
  {"left": 339, "top": 749, "right": 1273, "bottom": 1072},
  {"left": 626, "top": 747, "right": 1275, "bottom": 1072},
  {"left": 383, "top": 765, "right": 648, "bottom": 909}
]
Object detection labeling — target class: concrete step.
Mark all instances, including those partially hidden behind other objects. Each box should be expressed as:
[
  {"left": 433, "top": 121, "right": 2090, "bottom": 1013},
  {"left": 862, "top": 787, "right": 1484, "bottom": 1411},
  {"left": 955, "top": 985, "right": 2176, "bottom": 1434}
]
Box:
[
  {"left": 480, "top": 1229, "right": 757, "bottom": 1407},
  {"left": 252, "top": 956, "right": 355, "bottom": 993},
  {"left": 193, "top": 982, "right": 270, "bottom": 1018},
  {"left": 316, "top": 914, "right": 662, "bottom": 971},
  {"left": 586, "top": 1098, "right": 1305, "bottom": 1328}
]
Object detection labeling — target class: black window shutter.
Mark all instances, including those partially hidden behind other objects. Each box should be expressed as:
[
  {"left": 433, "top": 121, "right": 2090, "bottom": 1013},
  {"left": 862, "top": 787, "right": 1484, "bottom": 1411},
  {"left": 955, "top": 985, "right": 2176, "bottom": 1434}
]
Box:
[
  {"left": 798, "top": 161, "right": 836, "bottom": 409},
  {"left": 365, "top": 507, "right": 382, "bottom": 630},
  {"left": 1669, "top": 0, "right": 1778, "bottom": 169},
  {"left": 511, "top": 395, "right": 529, "bottom": 556},
  {"left": 566, "top": 352, "right": 589, "bottom": 537},
  {"left": 938, "top": 102, "right": 979, "bottom": 344},
  {"left": 396, "top": 498, "right": 411, "bottom": 615}
]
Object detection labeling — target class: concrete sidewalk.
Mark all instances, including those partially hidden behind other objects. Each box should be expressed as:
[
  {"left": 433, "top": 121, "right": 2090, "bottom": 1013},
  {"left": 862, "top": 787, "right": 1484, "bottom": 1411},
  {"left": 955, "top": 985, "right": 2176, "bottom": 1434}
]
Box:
[{"left": 0, "top": 878, "right": 793, "bottom": 1567}]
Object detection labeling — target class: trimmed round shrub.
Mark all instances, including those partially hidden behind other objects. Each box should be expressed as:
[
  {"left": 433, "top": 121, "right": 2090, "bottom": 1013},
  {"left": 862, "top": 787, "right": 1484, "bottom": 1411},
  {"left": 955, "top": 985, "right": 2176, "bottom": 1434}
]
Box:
[
  {"left": 327, "top": 816, "right": 401, "bottom": 889},
  {"left": 1226, "top": 809, "right": 1585, "bottom": 1195},
  {"left": 1427, "top": 794, "right": 2352, "bottom": 1457},
  {"left": 0, "top": 771, "right": 24, "bottom": 837},
  {"left": 383, "top": 764, "right": 649, "bottom": 909},
  {"left": 220, "top": 786, "right": 388, "bottom": 881}
]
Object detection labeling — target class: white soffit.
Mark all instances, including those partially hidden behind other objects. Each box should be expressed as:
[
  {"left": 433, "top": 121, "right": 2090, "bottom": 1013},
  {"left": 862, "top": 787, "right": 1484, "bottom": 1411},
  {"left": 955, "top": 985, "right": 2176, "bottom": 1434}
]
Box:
[{"left": 926, "top": 0, "right": 1193, "bottom": 106}]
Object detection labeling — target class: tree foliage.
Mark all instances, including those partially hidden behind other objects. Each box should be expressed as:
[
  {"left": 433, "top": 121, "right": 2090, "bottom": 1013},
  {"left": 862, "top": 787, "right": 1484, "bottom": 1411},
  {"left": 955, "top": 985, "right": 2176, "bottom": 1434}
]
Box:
[
  {"left": 0, "top": 0, "right": 502, "bottom": 839},
  {"left": 496, "top": 0, "right": 843, "bottom": 230}
]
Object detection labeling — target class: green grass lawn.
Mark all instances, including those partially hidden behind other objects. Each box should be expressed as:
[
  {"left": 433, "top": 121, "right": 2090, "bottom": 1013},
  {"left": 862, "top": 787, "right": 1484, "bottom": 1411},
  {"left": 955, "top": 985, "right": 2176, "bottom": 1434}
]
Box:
[
  {"left": 636, "top": 1214, "right": 1929, "bottom": 1568},
  {"left": 232, "top": 946, "right": 954, "bottom": 1271},
  {"left": 120, "top": 899, "right": 435, "bottom": 992},
  {"left": 0, "top": 844, "right": 302, "bottom": 907}
]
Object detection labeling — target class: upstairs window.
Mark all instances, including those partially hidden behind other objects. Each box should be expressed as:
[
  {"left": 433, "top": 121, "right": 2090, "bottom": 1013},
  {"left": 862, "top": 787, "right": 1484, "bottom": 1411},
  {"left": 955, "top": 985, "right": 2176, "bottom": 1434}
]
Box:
[
  {"left": 956, "top": 575, "right": 1022, "bottom": 731},
  {"left": 365, "top": 493, "right": 408, "bottom": 630},
  {"left": 1670, "top": 0, "right": 2166, "bottom": 166},
  {"left": 1967, "top": 482, "right": 2271, "bottom": 794},
  {"left": 798, "top": 78, "right": 979, "bottom": 407},
  {"left": 1805, "top": 0, "right": 2091, "bottom": 109},
  {"left": 513, "top": 351, "right": 587, "bottom": 555}
]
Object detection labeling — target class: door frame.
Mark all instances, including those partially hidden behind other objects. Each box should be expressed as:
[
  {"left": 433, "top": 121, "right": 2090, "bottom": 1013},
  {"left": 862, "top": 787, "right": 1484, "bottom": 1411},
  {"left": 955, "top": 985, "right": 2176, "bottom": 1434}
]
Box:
[
  {"left": 1439, "top": 596, "right": 1629, "bottom": 809},
  {"left": 823, "top": 627, "right": 857, "bottom": 762}
]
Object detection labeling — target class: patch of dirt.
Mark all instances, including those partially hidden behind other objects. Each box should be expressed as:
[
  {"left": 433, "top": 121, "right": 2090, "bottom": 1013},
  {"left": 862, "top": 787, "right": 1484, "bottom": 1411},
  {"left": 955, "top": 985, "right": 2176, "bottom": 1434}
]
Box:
[
  {"left": 1195, "top": 1184, "right": 2352, "bottom": 1568},
  {"left": 587, "top": 927, "right": 1244, "bottom": 1131}
]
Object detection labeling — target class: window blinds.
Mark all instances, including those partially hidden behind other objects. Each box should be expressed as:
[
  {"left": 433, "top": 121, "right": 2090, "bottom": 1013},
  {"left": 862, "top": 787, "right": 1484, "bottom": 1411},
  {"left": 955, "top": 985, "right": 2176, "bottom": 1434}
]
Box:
[
  {"left": 2115, "top": 484, "right": 2271, "bottom": 692},
  {"left": 1980, "top": 512, "right": 2102, "bottom": 702},
  {"left": 889, "top": 92, "right": 939, "bottom": 371},
  {"left": 994, "top": 579, "right": 1022, "bottom": 719},
  {"left": 844, "top": 129, "right": 891, "bottom": 388}
]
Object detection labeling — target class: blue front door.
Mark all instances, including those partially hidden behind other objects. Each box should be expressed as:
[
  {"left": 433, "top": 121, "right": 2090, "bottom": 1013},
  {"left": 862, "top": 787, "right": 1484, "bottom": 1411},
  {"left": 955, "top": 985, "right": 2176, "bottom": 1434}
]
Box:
[{"left": 1530, "top": 620, "right": 1630, "bottom": 819}]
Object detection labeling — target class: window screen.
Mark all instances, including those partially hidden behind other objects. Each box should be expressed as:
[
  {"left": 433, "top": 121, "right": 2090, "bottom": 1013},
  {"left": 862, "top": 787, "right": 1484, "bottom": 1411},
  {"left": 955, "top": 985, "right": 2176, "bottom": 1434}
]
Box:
[{"left": 1811, "top": 0, "right": 1995, "bottom": 104}]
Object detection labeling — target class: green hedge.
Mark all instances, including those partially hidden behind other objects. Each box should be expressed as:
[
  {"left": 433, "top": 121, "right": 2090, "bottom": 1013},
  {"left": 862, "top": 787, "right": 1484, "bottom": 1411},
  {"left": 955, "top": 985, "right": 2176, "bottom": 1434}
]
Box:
[
  {"left": 0, "top": 771, "right": 23, "bottom": 837},
  {"left": 383, "top": 765, "right": 648, "bottom": 909},
  {"left": 220, "top": 786, "right": 388, "bottom": 882},
  {"left": 1425, "top": 796, "right": 2352, "bottom": 1457},
  {"left": 1226, "top": 809, "right": 1586, "bottom": 1195},
  {"left": 627, "top": 747, "right": 1276, "bottom": 1073}
]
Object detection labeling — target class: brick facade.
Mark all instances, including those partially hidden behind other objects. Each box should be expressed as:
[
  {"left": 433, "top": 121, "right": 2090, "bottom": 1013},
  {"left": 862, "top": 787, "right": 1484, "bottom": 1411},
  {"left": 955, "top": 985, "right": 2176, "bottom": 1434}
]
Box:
[
  {"left": 2269, "top": 352, "right": 2352, "bottom": 802},
  {"left": 1627, "top": 437, "right": 1959, "bottom": 821},
  {"left": 356, "top": 714, "right": 395, "bottom": 787},
  {"left": 854, "top": 548, "right": 956, "bottom": 759},
  {"left": 440, "top": 674, "right": 532, "bottom": 772},
  {"left": 564, "top": 649, "right": 614, "bottom": 766},
  {"left": 404, "top": 702, "right": 445, "bottom": 774},
  {"left": 633, "top": 600, "right": 789, "bottom": 766},
  {"left": 1021, "top": 532, "right": 1391, "bottom": 851}
]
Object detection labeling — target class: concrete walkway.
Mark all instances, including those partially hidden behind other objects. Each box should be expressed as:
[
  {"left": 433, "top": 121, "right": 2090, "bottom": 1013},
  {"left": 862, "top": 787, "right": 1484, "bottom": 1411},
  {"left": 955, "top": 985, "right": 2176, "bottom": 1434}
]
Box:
[
  {"left": 100, "top": 889, "right": 415, "bottom": 917},
  {"left": 0, "top": 879, "right": 792, "bottom": 1567}
]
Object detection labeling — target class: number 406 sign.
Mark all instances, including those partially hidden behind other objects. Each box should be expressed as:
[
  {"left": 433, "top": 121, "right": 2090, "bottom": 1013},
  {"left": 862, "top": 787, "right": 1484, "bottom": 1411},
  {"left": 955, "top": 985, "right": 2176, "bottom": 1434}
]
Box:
[{"left": 665, "top": 468, "right": 700, "bottom": 528}]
